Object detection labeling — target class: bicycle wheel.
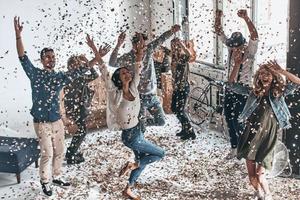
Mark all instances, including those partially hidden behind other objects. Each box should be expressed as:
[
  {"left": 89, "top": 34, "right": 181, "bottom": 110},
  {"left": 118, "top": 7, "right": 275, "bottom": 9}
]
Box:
[{"left": 186, "top": 87, "right": 210, "bottom": 125}]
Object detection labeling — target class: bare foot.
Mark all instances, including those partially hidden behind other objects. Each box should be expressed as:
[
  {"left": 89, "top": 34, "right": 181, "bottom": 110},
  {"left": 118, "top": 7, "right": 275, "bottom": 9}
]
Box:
[
  {"left": 122, "top": 185, "right": 141, "bottom": 200},
  {"left": 119, "top": 162, "right": 138, "bottom": 177}
]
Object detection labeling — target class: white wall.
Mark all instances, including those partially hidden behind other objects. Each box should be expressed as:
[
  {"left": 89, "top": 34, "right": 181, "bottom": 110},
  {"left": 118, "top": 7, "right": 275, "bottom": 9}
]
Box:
[{"left": 0, "top": 0, "right": 151, "bottom": 135}]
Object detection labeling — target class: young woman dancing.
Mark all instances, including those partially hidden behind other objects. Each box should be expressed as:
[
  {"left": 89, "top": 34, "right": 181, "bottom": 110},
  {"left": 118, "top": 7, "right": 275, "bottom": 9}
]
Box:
[
  {"left": 170, "top": 38, "right": 196, "bottom": 140},
  {"left": 228, "top": 61, "right": 300, "bottom": 200},
  {"left": 86, "top": 33, "right": 165, "bottom": 200}
]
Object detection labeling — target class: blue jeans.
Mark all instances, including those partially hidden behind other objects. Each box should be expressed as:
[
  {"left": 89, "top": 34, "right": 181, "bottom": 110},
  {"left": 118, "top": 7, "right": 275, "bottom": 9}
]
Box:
[
  {"left": 121, "top": 123, "right": 165, "bottom": 186},
  {"left": 139, "top": 94, "right": 166, "bottom": 132},
  {"left": 224, "top": 90, "right": 247, "bottom": 148}
]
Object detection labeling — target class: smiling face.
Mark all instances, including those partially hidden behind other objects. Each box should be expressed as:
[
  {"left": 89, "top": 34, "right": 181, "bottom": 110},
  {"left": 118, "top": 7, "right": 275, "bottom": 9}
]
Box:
[
  {"left": 41, "top": 51, "right": 56, "bottom": 70},
  {"left": 258, "top": 68, "right": 273, "bottom": 87},
  {"left": 119, "top": 67, "right": 132, "bottom": 84}
]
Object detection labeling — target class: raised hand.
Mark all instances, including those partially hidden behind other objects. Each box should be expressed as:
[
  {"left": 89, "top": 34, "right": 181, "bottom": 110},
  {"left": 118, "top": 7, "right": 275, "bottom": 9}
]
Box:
[
  {"left": 117, "top": 31, "right": 126, "bottom": 47},
  {"left": 14, "top": 16, "right": 23, "bottom": 38},
  {"left": 86, "top": 34, "right": 97, "bottom": 52},
  {"left": 171, "top": 24, "right": 181, "bottom": 33},
  {"left": 99, "top": 44, "right": 111, "bottom": 57},
  {"left": 237, "top": 9, "right": 248, "bottom": 19},
  {"left": 266, "top": 60, "right": 284, "bottom": 74},
  {"left": 134, "top": 33, "right": 145, "bottom": 62}
]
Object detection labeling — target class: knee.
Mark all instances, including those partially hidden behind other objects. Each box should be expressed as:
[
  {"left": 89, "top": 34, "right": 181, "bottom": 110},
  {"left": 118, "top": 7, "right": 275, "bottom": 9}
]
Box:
[{"left": 40, "top": 148, "right": 53, "bottom": 162}]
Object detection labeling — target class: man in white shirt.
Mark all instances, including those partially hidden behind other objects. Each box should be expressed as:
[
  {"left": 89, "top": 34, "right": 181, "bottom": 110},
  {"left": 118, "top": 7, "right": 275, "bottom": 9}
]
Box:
[{"left": 215, "top": 9, "right": 259, "bottom": 159}]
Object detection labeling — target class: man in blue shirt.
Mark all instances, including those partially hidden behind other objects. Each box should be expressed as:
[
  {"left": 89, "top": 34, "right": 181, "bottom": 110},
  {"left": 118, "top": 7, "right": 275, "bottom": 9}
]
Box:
[{"left": 14, "top": 16, "right": 93, "bottom": 196}]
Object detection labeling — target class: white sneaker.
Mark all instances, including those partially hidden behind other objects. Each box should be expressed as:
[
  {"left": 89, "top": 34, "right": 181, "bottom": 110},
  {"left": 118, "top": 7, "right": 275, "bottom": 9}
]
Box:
[{"left": 225, "top": 148, "right": 237, "bottom": 160}]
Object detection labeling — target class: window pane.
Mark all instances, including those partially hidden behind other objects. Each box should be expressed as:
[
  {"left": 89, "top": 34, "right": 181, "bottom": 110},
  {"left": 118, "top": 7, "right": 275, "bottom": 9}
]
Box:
[
  {"left": 256, "top": 0, "right": 288, "bottom": 67},
  {"left": 189, "top": 0, "right": 214, "bottom": 63}
]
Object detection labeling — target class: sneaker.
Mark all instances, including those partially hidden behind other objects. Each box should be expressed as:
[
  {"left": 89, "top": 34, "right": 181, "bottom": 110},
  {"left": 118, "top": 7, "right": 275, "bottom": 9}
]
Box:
[
  {"left": 52, "top": 178, "right": 71, "bottom": 187},
  {"left": 40, "top": 181, "right": 52, "bottom": 196},
  {"left": 180, "top": 131, "right": 196, "bottom": 140},
  {"left": 66, "top": 153, "right": 85, "bottom": 165},
  {"left": 225, "top": 148, "right": 237, "bottom": 160}
]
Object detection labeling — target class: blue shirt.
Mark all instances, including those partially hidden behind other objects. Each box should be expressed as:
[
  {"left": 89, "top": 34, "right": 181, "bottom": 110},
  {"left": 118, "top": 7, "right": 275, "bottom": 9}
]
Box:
[
  {"left": 19, "top": 55, "right": 87, "bottom": 122},
  {"left": 227, "top": 82, "right": 300, "bottom": 129}
]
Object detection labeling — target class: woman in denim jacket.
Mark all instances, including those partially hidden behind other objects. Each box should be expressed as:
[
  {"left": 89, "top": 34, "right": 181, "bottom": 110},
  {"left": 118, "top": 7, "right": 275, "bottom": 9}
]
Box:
[{"left": 228, "top": 61, "right": 300, "bottom": 200}]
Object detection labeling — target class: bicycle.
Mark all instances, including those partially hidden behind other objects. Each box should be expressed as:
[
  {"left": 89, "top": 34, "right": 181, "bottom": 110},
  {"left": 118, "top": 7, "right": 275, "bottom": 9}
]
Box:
[{"left": 186, "top": 75, "right": 225, "bottom": 126}]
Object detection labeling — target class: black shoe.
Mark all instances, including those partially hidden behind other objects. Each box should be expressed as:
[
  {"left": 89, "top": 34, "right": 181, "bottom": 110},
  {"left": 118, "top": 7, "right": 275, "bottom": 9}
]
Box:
[
  {"left": 40, "top": 181, "right": 52, "bottom": 196},
  {"left": 66, "top": 153, "right": 85, "bottom": 165},
  {"left": 180, "top": 132, "right": 196, "bottom": 140},
  {"left": 52, "top": 179, "right": 71, "bottom": 187},
  {"left": 176, "top": 130, "right": 186, "bottom": 137}
]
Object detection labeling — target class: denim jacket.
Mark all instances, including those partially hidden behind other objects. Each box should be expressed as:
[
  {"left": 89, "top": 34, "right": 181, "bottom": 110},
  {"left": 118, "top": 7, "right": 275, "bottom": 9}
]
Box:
[{"left": 227, "top": 82, "right": 300, "bottom": 129}]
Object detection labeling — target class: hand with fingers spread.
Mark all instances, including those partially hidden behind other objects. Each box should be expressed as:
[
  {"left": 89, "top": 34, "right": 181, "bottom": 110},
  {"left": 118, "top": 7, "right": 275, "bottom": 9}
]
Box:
[
  {"left": 134, "top": 33, "right": 145, "bottom": 62},
  {"left": 99, "top": 44, "right": 111, "bottom": 57},
  {"left": 86, "top": 34, "right": 97, "bottom": 53},
  {"left": 117, "top": 31, "right": 126, "bottom": 47},
  {"left": 264, "top": 61, "right": 283, "bottom": 75},
  {"left": 14, "top": 16, "right": 25, "bottom": 57},
  {"left": 14, "top": 16, "right": 23, "bottom": 38}
]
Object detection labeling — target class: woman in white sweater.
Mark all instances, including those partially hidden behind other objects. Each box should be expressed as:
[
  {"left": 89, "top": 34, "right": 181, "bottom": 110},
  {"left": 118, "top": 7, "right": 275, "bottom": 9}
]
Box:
[{"left": 87, "top": 33, "right": 165, "bottom": 200}]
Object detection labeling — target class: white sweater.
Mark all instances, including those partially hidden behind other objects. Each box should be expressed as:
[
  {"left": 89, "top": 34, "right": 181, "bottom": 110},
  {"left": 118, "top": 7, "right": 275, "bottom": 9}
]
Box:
[{"left": 100, "top": 63, "right": 141, "bottom": 130}]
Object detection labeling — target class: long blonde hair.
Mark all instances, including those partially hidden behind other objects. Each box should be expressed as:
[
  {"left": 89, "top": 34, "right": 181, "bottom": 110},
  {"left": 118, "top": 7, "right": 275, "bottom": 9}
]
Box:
[{"left": 253, "top": 64, "right": 285, "bottom": 97}]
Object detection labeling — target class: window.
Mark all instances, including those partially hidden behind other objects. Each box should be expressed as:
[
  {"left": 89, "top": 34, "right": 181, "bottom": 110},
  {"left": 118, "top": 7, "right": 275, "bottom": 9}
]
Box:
[
  {"left": 188, "top": 0, "right": 215, "bottom": 63},
  {"left": 255, "top": 0, "right": 288, "bottom": 67}
]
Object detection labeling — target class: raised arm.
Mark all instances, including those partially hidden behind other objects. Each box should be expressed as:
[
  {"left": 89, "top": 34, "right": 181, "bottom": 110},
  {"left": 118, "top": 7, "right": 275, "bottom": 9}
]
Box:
[
  {"left": 237, "top": 9, "right": 258, "bottom": 41},
  {"left": 134, "top": 34, "right": 146, "bottom": 85},
  {"left": 109, "top": 31, "right": 126, "bottom": 67},
  {"left": 14, "top": 16, "right": 24, "bottom": 57},
  {"left": 267, "top": 61, "right": 300, "bottom": 85},
  {"left": 148, "top": 25, "right": 180, "bottom": 51},
  {"left": 214, "top": 10, "right": 227, "bottom": 43}
]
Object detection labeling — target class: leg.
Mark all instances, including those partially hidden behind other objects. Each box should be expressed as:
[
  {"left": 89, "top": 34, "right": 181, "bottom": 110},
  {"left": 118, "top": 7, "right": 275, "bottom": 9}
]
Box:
[
  {"left": 171, "top": 90, "right": 185, "bottom": 132},
  {"left": 246, "top": 160, "right": 258, "bottom": 190},
  {"left": 128, "top": 138, "right": 165, "bottom": 186},
  {"left": 139, "top": 98, "right": 149, "bottom": 133},
  {"left": 66, "top": 115, "right": 87, "bottom": 159},
  {"left": 224, "top": 92, "right": 239, "bottom": 148},
  {"left": 51, "top": 120, "right": 65, "bottom": 179},
  {"left": 16, "top": 173, "right": 20, "bottom": 184},
  {"left": 146, "top": 95, "right": 166, "bottom": 127},
  {"left": 235, "top": 93, "right": 247, "bottom": 137},
  {"left": 34, "top": 123, "right": 53, "bottom": 183},
  {"left": 257, "top": 165, "right": 271, "bottom": 195}
]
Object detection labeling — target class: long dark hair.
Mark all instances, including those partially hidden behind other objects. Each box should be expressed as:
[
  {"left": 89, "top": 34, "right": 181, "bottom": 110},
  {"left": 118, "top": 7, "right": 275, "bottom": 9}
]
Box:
[{"left": 111, "top": 67, "right": 129, "bottom": 90}]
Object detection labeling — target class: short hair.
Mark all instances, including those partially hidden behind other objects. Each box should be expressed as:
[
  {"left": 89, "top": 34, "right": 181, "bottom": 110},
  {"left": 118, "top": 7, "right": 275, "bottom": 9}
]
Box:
[
  {"left": 111, "top": 67, "right": 127, "bottom": 90},
  {"left": 40, "top": 48, "right": 54, "bottom": 60},
  {"left": 131, "top": 33, "right": 148, "bottom": 44}
]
